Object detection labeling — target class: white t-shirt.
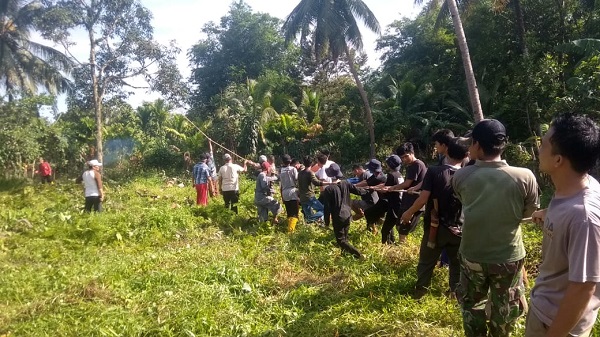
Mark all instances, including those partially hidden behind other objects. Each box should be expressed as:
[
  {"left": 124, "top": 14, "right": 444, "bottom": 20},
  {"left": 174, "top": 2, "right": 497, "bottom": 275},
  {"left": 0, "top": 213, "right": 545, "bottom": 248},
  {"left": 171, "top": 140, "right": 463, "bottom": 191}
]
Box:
[
  {"left": 82, "top": 170, "right": 100, "bottom": 197},
  {"left": 315, "top": 160, "right": 334, "bottom": 183},
  {"left": 218, "top": 163, "right": 244, "bottom": 191},
  {"left": 280, "top": 166, "right": 299, "bottom": 201}
]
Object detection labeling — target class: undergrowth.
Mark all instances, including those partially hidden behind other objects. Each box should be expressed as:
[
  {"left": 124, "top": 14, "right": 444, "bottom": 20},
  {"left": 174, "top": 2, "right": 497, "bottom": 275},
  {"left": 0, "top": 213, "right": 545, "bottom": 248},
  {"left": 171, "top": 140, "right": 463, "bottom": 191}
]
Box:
[{"left": 0, "top": 175, "right": 595, "bottom": 336}]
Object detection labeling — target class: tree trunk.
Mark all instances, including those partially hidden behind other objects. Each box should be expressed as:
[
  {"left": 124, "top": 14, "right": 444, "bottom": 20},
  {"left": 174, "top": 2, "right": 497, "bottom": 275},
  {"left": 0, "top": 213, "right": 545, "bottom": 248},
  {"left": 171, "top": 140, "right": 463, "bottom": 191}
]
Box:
[
  {"left": 89, "top": 30, "right": 103, "bottom": 164},
  {"left": 345, "top": 46, "right": 376, "bottom": 158},
  {"left": 512, "top": 0, "right": 528, "bottom": 56},
  {"left": 447, "top": 0, "right": 484, "bottom": 122}
]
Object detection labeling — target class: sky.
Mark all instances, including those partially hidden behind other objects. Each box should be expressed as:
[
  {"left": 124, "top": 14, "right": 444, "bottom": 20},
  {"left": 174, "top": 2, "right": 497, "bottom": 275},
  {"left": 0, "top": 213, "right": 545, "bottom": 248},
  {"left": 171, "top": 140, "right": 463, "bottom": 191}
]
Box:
[{"left": 47, "top": 0, "right": 423, "bottom": 113}]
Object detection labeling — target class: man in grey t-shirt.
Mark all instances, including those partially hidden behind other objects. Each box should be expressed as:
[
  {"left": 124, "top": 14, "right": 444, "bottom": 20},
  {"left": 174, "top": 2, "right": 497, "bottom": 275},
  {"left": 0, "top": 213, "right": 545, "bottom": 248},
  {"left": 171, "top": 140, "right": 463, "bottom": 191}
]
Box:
[{"left": 528, "top": 114, "right": 600, "bottom": 337}]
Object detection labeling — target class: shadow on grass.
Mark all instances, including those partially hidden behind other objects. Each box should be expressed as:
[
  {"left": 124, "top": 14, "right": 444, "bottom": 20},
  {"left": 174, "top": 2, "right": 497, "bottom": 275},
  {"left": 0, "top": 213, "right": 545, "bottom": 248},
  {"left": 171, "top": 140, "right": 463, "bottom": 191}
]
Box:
[
  {"left": 0, "top": 178, "right": 29, "bottom": 194},
  {"left": 254, "top": 262, "right": 419, "bottom": 337}
]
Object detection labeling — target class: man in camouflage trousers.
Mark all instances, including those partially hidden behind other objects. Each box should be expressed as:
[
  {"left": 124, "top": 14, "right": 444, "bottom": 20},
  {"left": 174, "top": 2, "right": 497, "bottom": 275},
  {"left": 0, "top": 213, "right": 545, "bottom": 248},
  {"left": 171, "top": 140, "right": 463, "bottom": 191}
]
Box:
[{"left": 452, "top": 120, "right": 538, "bottom": 337}]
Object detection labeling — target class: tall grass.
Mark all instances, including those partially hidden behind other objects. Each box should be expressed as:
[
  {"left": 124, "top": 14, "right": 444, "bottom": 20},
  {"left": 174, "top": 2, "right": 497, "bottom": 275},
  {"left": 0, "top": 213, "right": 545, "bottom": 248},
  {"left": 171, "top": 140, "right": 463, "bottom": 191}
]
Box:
[{"left": 0, "top": 175, "right": 594, "bottom": 336}]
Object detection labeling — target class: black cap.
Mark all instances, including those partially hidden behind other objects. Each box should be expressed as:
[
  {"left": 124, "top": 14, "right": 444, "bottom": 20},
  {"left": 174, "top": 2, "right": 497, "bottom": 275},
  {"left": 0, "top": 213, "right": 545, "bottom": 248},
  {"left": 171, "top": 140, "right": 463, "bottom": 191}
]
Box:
[
  {"left": 325, "top": 163, "right": 344, "bottom": 179},
  {"left": 365, "top": 159, "right": 382, "bottom": 173},
  {"left": 386, "top": 155, "right": 402, "bottom": 170},
  {"left": 471, "top": 119, "right": 507, "bottom": 145}
]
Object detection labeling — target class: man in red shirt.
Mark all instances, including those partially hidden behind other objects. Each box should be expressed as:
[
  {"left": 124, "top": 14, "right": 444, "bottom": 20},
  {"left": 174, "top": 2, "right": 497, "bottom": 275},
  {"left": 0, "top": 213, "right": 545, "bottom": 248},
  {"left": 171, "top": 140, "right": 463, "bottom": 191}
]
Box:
[{"left": 35, "top": 157, "right": 53, "bottom": 184}]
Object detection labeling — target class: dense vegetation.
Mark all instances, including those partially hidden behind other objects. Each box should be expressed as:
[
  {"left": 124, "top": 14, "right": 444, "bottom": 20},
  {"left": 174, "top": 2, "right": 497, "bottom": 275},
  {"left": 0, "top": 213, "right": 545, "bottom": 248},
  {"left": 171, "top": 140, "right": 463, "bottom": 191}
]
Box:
[{"left": 2, "top": 0, "right": 599, "bottom": 177}]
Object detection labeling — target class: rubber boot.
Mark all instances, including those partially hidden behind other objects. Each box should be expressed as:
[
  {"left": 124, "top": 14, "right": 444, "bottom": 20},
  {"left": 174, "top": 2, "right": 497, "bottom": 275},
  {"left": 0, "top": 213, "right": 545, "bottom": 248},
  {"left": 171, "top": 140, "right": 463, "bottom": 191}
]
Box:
[{"left": 287, "top": 217, "right": 298, "bottom": 233}]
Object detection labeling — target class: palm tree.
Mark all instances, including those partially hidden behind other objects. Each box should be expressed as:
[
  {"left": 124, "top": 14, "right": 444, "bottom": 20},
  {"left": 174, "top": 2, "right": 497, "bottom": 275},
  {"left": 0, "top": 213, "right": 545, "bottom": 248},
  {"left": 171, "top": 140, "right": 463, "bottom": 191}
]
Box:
[
  {"left": 446, "top": 0, "right": 483, "bottom": 122},
  {"left": 428, "top": 0, "right": 528, "bottom": 56},
  {"left": 0, "top": 0, "right": 72, "bottom": 101},
  {"left": 137, "top": 99, "right": 171, "bottom": 140},
  {"left": 416, "top": 0, "right": 483, "bottom": 122},
  {"left": 283, "top": 0, "right": 381, "bottom": 157}
]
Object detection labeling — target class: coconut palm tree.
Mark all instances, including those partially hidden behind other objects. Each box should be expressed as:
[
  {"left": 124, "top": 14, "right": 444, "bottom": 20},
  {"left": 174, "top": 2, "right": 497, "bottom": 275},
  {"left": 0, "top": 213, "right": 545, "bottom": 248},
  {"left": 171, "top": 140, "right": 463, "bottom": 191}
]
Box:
[
  {"left": 283, "top": 0, "right": 381, "bottom": 157},
  {"left": 427, "top": 0, "right": 528, "bottom": 56},
  {"left": 0, "top": 0, "right": 72, "bottom": 101},
  {"left": 415, "top": 0, "right": 483, "bottom": 122}
]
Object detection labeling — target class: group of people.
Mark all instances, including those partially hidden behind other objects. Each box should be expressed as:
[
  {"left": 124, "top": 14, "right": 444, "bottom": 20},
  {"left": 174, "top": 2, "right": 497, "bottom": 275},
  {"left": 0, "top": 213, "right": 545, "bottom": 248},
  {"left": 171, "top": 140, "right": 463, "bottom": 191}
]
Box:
[
  {"left": 35, "top": 156, "right": 105, "bottom": 213},
  {"left": 189, "top": 114, "right": 600, "bottom": 337}
]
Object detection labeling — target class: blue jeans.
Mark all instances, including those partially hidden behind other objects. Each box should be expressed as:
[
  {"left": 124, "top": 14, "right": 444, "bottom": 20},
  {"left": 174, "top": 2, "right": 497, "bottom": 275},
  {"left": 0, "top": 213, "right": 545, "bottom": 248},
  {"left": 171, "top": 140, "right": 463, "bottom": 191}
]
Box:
[{"left": 301, "top": 197, "right": 324, "bottom": 223}]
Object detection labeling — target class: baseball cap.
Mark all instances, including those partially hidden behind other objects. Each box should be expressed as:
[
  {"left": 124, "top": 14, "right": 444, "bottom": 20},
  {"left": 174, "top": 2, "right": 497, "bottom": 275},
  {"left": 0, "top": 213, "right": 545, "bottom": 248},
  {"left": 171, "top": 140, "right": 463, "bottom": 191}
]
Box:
[
  {"left": 258, "top": 155, "right": 267, "bottom": 163},
  {"left": 365, "top": 159, "right": 382, "bottom": 173},
  {"left": 385, "top": 155, "right": 402, "bottom": 170},
  {"left": 471, "top": 119, "right": 507, "bottom": 145},
  {"left": 325, "top": 163, "right": 344, "bottom": 179},
  {"left": 88, "top": 159, "right": 102, "bottom": 166},
  {"left": 223, "top": 153, "right": 232, "bottom": 161}
]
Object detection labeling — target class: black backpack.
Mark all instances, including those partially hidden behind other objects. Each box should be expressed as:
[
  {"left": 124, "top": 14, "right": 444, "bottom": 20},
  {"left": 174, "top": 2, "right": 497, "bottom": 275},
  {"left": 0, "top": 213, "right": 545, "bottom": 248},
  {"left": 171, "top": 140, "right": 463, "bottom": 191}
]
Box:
[{"left": 437, "top": 166, "right": 463, "bottom": 236}]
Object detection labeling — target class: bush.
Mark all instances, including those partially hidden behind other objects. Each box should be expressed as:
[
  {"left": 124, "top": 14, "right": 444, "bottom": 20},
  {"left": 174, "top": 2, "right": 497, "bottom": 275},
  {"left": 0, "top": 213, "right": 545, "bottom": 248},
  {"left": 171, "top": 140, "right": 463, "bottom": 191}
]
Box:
[{"left": 142, "top": 145, "right": 183, "bottom": 172}]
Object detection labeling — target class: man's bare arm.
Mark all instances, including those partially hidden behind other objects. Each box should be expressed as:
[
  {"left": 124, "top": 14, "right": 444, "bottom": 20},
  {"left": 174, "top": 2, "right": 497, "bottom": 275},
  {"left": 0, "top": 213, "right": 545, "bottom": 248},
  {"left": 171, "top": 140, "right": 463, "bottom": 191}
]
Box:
[{"left": 546, "top": 281, "right": 596, "bottom": 337}]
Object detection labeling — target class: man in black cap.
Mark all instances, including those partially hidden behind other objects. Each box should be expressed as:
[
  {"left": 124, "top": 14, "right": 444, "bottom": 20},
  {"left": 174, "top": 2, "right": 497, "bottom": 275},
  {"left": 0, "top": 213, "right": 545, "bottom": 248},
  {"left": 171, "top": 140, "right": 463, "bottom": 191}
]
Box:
[
  {"left": 378, "top": 154, "right": 407, "bottom": 244},
  {"left": 351, "top": 159, "right": 386, "bottom": 226},
  {"left": 319, "top": 163, "right": 370, "bottom": 258},
  {"left": 452, "top": 119, "right": 539, "bottom": 337}
]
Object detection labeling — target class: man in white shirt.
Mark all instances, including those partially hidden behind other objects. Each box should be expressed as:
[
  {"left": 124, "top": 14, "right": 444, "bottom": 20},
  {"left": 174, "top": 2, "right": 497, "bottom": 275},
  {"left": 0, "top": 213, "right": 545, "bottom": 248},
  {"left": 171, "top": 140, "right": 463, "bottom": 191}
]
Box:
[
  {"left": 314, "top": 153, "right": 334, "bottom": 191},
  {"left": 218, "top": 153, "right": 248, "bottom": 214}
]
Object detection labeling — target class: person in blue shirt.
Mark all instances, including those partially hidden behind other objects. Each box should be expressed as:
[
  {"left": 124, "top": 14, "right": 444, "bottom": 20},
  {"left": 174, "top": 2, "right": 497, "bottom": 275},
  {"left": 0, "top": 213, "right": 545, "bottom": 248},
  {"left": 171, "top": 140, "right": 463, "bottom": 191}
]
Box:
[{"left": 192, "top": 153, "right": 212, "bottom": 206}]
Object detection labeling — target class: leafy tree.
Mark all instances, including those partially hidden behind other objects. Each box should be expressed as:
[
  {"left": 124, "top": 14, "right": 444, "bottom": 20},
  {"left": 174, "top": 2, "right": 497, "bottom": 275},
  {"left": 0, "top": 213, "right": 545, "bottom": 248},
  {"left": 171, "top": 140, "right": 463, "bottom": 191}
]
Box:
[
  {"left": 0, "top": 95, "right": 54, "bottom": 176},
  {"left": 0, "top": 0, "right": 72, "bottom": 100},
  {"left": 40, "top": 0, "right": 187, "bottom": 163},
  {"left": 137, "top": 99, "right": 171, "bottom": 140},
  {"left": 283, "top": 0, "right": 381, "bottom": 157},
  {"left": 188, "top": 1, "right": 300, "bottom": 115}
]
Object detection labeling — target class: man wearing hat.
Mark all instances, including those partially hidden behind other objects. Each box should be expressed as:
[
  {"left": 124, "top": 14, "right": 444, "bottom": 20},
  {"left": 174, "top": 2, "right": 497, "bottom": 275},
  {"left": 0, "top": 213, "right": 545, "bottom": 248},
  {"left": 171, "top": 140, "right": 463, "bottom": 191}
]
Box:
[
  {"left": 319, "top": 163, "right": 370, "bottom": 258},
  {"left": 452, "top": 119, "right": 539, "bottom": 337},
  {"left": 192, "top": 153, "right": 213, "bottom": 206},
  {"left": 218, "top": 153, "right": 248, "bottom": 213},
  {"left": 75, "top": 159, "right": 104, "bottom": 212},
  {"left": 351, "top": 159, "right": 386, "bottom": 226},
  {"left": 254, "top": 161, "right": 282, "bottom": 224},
  {"left": 377, "top": 154, "right": 408, "bottom": 244}
]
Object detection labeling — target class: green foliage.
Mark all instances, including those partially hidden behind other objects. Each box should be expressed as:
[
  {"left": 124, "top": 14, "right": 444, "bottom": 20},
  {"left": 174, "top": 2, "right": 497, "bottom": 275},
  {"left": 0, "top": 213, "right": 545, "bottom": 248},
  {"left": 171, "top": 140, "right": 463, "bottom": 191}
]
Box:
[
  {"left": 188, "top": 1, "right": 299, "bottom": 111},
  {"left": 503, "top": 143, "right": 534, "bottom": 168},
  {"left": 373, "top": 0, "right": 600, "bottom": 153},
  {"left": 142, "top": 144, "right": 183, "bottom": 172},
  {"left": 0, "top": 96, "right": 69, "bottom": 176}
]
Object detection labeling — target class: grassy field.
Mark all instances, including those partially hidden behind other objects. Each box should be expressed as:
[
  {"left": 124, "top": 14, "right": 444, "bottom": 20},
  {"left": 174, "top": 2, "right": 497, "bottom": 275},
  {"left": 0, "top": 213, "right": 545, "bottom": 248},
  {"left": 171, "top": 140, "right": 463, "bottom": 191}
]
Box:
[{"left": 0, "top": 174, "right": 595, "bottom": 336}]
